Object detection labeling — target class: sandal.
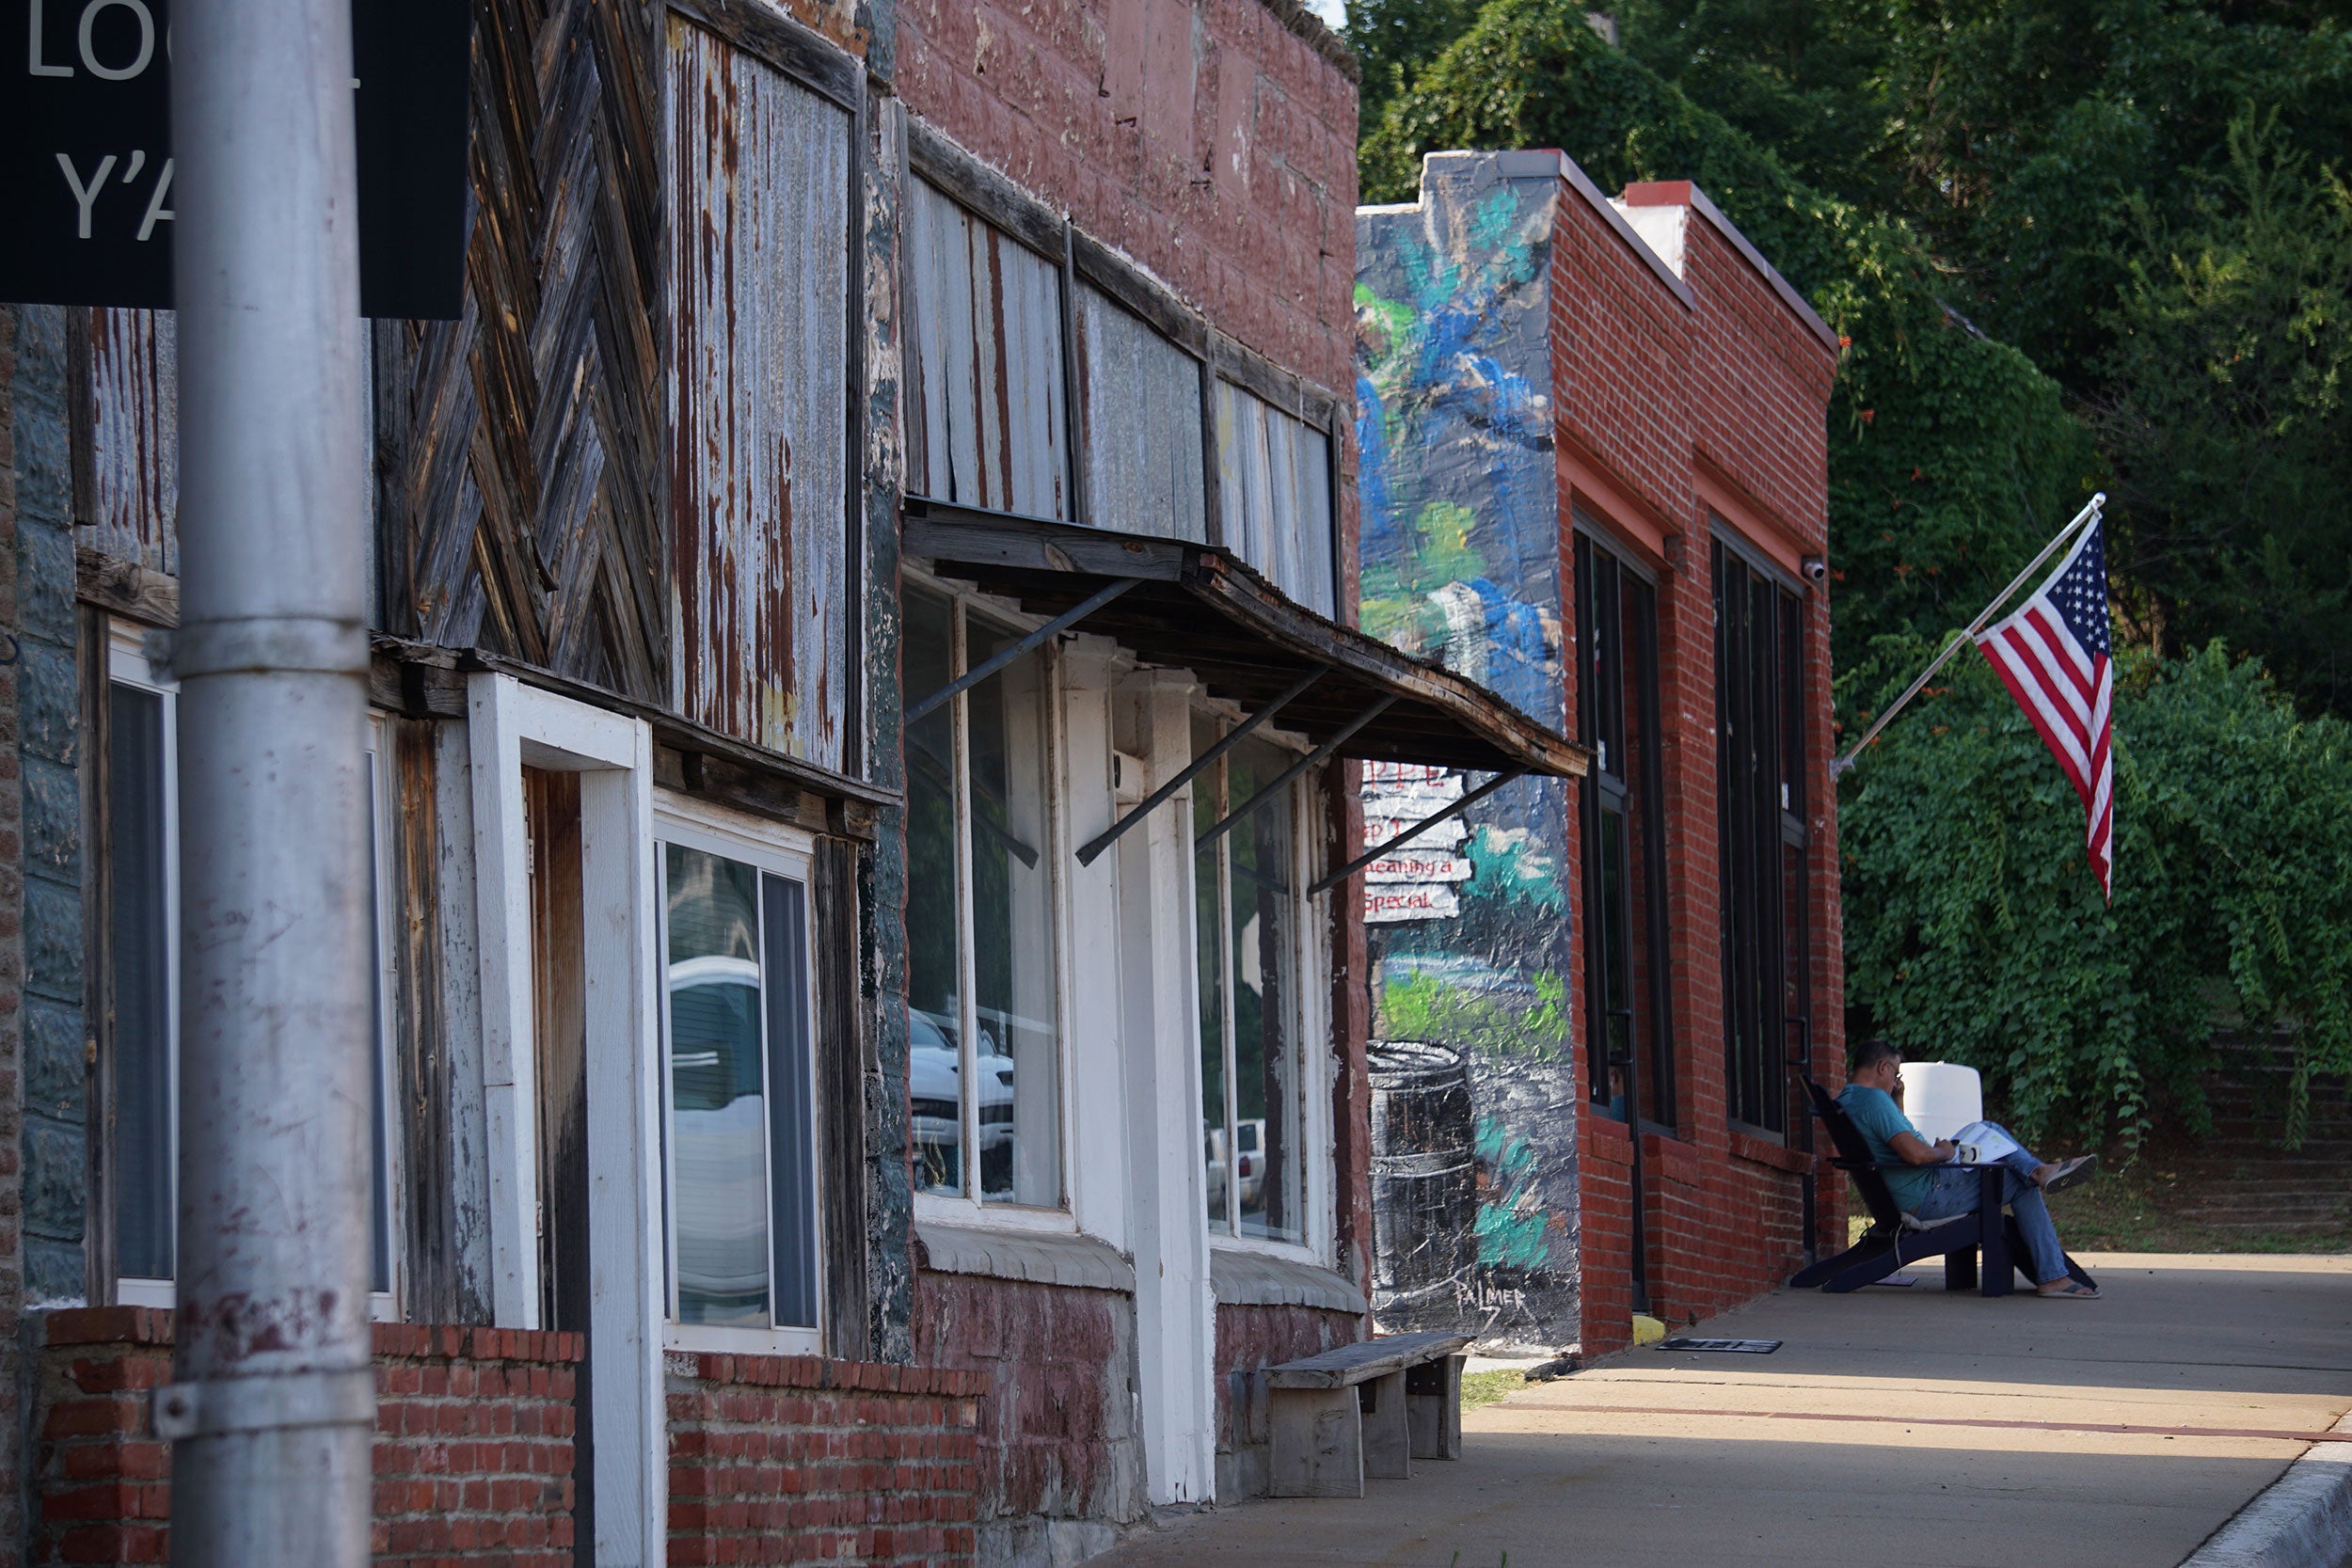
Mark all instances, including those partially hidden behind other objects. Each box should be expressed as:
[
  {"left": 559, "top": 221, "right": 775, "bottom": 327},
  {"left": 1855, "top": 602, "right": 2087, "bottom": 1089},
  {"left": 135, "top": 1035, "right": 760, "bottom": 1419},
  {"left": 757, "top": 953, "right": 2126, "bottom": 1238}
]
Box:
[
  {"left": 2040, "top": 1155, "right": 2098, "bottom": 1196},
  {"left": 2036, "top": 1279, "right": 2101, "bottom": 1299}
]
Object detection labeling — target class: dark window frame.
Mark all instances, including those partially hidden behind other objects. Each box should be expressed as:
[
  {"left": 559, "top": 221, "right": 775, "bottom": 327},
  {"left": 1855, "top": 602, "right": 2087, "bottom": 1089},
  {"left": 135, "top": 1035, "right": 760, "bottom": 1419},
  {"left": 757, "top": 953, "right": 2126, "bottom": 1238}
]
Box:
[
  {"left": 1711, "top": 529, "right": 1810, "bottom": 1141},
  {"left": 1574, "top": 525, "right": 1676, "bottom": 1133}
]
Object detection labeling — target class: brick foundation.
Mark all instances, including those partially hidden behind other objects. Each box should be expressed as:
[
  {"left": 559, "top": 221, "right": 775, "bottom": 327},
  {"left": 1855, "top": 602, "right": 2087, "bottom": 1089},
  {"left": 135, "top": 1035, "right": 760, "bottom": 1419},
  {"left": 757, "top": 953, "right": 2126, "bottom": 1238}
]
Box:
[
  {"left": 665, "top": 1350, "right": 984, "bottom": 1567},
  {"left": 27, "top": 1308, "right": 581, "bottom": 1567},
  {"left": 911, "top": 1270, "right": 1143, "bottom": 1561}
]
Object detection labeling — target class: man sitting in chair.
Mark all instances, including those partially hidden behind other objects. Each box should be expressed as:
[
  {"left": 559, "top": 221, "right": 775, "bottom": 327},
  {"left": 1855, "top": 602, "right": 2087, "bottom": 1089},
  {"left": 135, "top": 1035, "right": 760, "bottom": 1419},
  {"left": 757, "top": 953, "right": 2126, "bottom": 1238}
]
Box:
[{"left": 1839, "top": 1039, "right": 2101, "bottom": 1300}]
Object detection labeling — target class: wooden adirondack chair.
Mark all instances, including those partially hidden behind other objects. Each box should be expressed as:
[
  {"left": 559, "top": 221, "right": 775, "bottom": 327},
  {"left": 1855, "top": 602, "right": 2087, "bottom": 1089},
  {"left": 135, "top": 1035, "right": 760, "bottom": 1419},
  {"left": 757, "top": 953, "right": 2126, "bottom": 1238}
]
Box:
[{"left": 1787, "top": 1077, "right": 2097, "bottom": 1297}]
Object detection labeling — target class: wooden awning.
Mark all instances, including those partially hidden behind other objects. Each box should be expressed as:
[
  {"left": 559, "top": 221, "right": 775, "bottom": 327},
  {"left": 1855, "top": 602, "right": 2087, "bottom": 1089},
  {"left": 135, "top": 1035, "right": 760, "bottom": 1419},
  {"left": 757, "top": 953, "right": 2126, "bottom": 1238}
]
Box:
[{"left": 901, "top": 501, "right": 1588, "bottom": 780}]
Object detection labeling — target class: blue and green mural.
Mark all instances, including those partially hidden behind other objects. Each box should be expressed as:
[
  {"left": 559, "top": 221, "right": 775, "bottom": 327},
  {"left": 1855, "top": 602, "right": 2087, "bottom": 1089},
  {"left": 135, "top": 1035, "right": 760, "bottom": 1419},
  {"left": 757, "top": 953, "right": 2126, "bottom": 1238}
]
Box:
[{"left": 1357, "top": 153, "right": 1584, "bottom": 1349}]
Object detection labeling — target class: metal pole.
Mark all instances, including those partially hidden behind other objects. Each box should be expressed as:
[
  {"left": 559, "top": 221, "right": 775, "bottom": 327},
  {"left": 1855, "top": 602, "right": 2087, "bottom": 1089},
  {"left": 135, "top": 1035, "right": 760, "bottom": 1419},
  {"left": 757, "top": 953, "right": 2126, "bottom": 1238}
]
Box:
[
  {"left": 159, "top": 0, "right": 376, "bottom": 1560},
  {"left": 1830, "top": 493, "right": 2105, "bottom": 778}
]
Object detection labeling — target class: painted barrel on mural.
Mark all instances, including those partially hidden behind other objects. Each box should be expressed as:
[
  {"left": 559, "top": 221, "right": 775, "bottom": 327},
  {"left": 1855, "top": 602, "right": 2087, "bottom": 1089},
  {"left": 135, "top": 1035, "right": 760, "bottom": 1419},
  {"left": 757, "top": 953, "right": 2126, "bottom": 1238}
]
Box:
[{"left": 1368, "top": 1039, "right": 1479, "bottom": 1332}]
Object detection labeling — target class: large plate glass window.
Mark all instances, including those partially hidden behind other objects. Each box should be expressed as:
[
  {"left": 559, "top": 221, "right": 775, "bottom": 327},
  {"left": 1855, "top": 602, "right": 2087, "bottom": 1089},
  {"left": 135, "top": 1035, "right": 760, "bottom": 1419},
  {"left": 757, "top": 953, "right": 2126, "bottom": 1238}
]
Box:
[
  {"left": 1713, "top": 536, "right": 1808, "bottom": 1136},
  {"left": 904, "top": 584, "right": 1064, "bottom": 1209},
  {"left": 1194, "top": 721, "right": 1306, "bottom": 1243},
  {"left": 656, "top": 817, "right": 820, "bottom": 1338},
  {"left": 1575, "top": 530, "right": 1674, "bottom": 1129},
  {"left": 103, "top": 626, "right": 399, "bottom": 1309}
]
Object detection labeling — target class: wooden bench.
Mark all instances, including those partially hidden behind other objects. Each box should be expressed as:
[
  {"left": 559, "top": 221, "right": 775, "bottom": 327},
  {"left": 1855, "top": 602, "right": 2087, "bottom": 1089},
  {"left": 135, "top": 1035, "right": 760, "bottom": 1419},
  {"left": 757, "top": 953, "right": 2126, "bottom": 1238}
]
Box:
[{"left": 1264, "top": 1331, "right": 1472, "bottom": 1497}]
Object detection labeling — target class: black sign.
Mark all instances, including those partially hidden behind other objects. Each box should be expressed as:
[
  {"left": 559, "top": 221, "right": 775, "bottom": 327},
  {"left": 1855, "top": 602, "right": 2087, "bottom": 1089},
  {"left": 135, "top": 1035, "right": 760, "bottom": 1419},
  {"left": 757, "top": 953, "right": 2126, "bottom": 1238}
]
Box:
[{"left": 1, "top": 0, "right": 470, "bottom": 318}]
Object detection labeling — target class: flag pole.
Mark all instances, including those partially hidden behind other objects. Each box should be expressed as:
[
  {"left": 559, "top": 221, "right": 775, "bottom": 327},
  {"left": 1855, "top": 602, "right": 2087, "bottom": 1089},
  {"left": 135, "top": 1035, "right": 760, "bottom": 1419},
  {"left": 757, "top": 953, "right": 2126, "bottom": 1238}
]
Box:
[{"left": 1831, "top": 492, "right": 2106, "bottom": 779}]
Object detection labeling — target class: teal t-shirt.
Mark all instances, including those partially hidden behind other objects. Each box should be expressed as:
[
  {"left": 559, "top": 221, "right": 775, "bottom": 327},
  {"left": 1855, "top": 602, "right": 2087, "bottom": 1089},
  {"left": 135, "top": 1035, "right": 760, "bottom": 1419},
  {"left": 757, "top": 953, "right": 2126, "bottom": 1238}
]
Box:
[{"left": 1836, "top": 1085, "right": 1933, "bottom": 1211}]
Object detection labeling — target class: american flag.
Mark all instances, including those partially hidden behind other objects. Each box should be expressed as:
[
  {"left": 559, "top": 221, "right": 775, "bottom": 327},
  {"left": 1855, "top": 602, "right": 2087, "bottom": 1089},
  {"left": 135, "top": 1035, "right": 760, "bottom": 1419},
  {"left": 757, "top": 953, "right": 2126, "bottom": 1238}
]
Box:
[{"left": 1975, "top": 516, "right": 2115, "bottom": 899}]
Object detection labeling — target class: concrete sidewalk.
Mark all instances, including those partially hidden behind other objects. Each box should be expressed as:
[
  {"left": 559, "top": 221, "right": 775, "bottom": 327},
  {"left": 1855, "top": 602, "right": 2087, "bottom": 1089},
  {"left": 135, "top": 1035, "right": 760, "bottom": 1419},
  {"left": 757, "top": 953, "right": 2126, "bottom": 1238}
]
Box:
[{"left": 1101, "top": 1254, "right": 2352, "bottom": 1568}]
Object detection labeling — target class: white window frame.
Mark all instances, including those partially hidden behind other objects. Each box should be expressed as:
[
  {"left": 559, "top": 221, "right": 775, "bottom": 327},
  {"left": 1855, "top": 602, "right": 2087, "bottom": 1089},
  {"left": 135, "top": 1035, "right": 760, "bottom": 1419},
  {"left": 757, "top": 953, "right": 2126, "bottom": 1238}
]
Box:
[
  {"left": 906, "top": 572, "right": 1081, "bottom": 1235},
  {"left": 653, "top": 796, "right": 825, "bottom": 1356},
  {"left": 1194, "top": 705, "right": 1335, "bottom": 1271},
  {"left": 467, "top": 671, "right": 663, "bottom": 1568},
  {"left": 107, "top": 623, "right": 405, "bottom": 1320}
]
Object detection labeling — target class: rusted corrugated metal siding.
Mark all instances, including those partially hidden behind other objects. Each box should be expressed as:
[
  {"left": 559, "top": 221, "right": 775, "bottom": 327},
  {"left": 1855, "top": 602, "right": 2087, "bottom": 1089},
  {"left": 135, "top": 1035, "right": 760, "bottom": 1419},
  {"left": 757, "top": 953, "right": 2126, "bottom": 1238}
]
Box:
[
  {"left": 668, "top": 18, "right": 852, "bottom": 767},
  {"left": 1074, "top": 283, "right": 1203, "bottom": 542},
  {"left": 76, "top": 307, "right": 179, "bottom": 576},
  {"left": 907, "top": 178, "right": 1069, "bottom": 521},
  {"left": 1215, "top": 380, "right": 1335, "bottom": 617}
]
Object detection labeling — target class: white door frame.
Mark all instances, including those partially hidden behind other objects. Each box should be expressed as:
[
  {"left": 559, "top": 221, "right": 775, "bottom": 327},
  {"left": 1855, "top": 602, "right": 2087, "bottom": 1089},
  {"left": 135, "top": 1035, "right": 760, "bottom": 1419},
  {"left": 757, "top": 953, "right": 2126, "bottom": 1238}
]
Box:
[{"left": 468, "top": 672, "right": 667, "bottom": 1567}]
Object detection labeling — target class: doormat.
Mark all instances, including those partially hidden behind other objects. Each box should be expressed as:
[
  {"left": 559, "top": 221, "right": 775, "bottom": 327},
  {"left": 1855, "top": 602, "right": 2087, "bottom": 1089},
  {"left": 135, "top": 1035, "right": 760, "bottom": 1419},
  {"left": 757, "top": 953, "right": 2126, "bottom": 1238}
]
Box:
[{"left": 1654, "top": 1338, "right": 1783, "bottom": 1354}]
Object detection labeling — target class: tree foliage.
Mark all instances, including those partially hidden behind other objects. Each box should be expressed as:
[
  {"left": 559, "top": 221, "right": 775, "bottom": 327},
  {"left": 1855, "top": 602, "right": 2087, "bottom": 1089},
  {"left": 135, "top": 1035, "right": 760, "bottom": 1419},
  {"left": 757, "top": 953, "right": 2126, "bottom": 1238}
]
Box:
[
  {"left": 1359, "top": 0, "right": 2096, "bottom": 682},
  {"left": 1838, "top": 640, "right": 2352, "bottom": 1148}
]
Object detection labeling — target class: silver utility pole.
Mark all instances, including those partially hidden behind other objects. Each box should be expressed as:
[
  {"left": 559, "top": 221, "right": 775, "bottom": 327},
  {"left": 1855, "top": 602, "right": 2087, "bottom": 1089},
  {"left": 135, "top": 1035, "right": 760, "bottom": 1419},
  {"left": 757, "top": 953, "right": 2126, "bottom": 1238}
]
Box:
[{"left": 157, "top": 0, "right": 376, "bottom": 1559}]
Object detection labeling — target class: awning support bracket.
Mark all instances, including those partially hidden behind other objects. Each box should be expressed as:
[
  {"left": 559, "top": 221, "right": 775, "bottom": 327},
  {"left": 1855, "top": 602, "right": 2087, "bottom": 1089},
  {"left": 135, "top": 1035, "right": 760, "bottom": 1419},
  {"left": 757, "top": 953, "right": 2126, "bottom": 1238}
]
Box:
[
  {"left": 1073, "top": 666, "right": 1325, "bottom": 867},
  {"left": 905, "top": 577, "right": 1143, "bottom": 726},
  {"left": 1307, "top": 767, "right": 1527, "bottom": 896},
  {"left": 1195, "top": 695, "right": 1398, "bottom": 854}
]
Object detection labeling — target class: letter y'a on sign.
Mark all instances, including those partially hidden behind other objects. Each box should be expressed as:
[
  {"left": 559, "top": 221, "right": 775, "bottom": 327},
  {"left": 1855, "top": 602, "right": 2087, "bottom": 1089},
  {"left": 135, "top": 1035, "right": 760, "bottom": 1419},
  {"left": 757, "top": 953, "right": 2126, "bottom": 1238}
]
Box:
[{"left": 1, "top": 0, "right": 469, "bottom": 316}]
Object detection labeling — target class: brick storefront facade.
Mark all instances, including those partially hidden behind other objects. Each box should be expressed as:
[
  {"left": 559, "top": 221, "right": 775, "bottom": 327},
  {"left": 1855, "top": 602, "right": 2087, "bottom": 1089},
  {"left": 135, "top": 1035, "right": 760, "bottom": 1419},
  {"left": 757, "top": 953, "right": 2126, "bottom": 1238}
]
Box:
[
  {"left": 666, "top": 1351, "right": 983, "bottom": 1566},
  {"left": 1358, "top": 151, "right": 1845, "bottom": 1360},
  {"left": 27, "top": 1311, "right": 582, "bottom": 1567}
]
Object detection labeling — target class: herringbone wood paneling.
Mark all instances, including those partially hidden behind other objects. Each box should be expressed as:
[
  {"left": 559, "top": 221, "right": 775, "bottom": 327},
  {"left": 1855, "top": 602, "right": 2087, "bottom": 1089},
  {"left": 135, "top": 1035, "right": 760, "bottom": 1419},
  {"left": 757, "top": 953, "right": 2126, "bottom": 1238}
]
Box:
[{"left": 376, "top": 0, "right": 669, "bottom": 705}]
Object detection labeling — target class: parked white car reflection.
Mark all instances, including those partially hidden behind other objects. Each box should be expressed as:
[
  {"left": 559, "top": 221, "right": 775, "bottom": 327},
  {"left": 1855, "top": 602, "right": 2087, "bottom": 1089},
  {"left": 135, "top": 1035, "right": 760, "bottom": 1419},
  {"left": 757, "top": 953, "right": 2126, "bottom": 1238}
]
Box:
[
  {"left": 668, "top": 954, "right": 769, "bottom": 1324},
  {"left": 911, "top": 1008, "right": 1016, "bottom": 1193}
]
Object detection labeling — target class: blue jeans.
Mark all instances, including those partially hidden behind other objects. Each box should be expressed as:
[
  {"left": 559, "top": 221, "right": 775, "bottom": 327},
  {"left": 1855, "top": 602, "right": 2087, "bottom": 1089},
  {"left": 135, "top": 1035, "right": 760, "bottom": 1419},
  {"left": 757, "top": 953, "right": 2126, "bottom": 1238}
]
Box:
[{"left": 1909, "top": 1124, "right": 2068, "bottom": 1286}]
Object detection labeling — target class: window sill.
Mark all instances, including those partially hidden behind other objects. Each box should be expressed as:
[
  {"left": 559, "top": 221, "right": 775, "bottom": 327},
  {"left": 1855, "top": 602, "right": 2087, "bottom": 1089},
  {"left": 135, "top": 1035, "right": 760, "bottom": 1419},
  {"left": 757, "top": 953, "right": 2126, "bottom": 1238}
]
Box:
[
  {"left": 1730, "top": 1130, "right": 1817, "bottom": 1176},
  {"left": 663, "top": 1322, "right": 823, "bottom": 1357},
  {"left": 1208, "top": 1246, "right": 1365, "bottom": 1314},
  {"left": 914, "top": 1220, "right": 1135, "bottom": 1293}
]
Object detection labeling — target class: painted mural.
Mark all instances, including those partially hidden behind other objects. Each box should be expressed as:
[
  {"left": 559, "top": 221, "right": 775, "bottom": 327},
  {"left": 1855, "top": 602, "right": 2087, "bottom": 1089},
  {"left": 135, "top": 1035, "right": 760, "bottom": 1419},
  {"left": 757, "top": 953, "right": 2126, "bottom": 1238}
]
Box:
[{"left": 1356, "top": 163, "right": 1581, "bottom": 1350}]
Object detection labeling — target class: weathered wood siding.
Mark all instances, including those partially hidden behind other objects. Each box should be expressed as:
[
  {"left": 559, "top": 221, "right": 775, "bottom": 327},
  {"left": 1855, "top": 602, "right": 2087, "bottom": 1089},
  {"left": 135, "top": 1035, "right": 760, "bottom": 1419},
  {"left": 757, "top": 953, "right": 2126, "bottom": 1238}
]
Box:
[
  {"left": 374, "top": 0, "right": 669, "bottom": 704},
  {"left": 1216, "top": 380, "right": 1335, "bottom": 617},
  {"left": 72, "top": 308, "right": 178, "bottom": 577},
  {"left": 906, "top": 178, "right": 1069, "bottom": 521},
  {"left": 1074, "top": 283, "right": 1203, "bottom": 543},
  {"left": 668, "top": 18, "right": 853, "bottom": 768}
]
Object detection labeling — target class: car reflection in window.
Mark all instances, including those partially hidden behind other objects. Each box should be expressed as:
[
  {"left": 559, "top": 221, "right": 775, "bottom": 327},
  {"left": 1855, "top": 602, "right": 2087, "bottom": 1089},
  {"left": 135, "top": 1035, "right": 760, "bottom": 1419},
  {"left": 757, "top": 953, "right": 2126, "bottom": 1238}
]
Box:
[
  {"left": 910, "top": 1007, "right": 1019, "bottom": 1197},
  {"left": 669, "top": 952, "right": 769, "bottom": 1325}
]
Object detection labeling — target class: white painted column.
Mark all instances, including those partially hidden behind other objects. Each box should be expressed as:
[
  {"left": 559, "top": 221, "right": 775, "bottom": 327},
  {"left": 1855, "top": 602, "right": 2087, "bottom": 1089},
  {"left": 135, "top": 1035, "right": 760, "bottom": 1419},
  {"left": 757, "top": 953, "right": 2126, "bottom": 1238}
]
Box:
[
  {"left": 1119, "top": 671, "right": 1216, "bottom": 1503},
  {"left": 1061, "top": 637, "right": 1130, "bottom": 1250}
]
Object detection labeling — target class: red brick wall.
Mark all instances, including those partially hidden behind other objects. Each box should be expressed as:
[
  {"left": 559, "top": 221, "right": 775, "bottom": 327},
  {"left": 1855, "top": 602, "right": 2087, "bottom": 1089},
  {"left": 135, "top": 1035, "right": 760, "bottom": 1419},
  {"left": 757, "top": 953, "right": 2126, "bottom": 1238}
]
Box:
[
  {"left": 1549, "top": 189, "right": 1694, "bottom": 533},
  {"left": 911, "top": 1271, "right": 1142, "bottom": 1532},
  {"left": 895, "top": 0, "right": 1357, "bottom": 402},
  {"left": 665, "top": 1350, "right": 983, "bottom": 1567},
  {"left": 27, "top": 1308, "right": 581, "bottom": 1567},
  {"left": 1546, "top": 172, "right": 1846, "bottom": 1358},
  {"left": 894, "top": 0, "right": 1364, "bottom": 609}
]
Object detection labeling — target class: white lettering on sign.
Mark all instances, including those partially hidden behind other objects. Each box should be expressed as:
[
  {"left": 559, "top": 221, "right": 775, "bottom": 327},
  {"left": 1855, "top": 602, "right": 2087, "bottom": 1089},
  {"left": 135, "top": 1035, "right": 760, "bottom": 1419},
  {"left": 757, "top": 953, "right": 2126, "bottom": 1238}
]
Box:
[
  {"left": 135, "top": 155, "right": 171, "bottom": 239},
  {"left": 24, "top": 0, "right": 163, "bottom": 79},
  {"left": 55, "top": 150, "right": 113, "bottom": 236},
  {"left": 52, "top": 150, "right": 171, "bottom": 239},
  {"left": 27, "top": 0, "right": 74, "bottom": 75},
  {"left": 76, "top": 0, "right": 152, "bottom": 78}
]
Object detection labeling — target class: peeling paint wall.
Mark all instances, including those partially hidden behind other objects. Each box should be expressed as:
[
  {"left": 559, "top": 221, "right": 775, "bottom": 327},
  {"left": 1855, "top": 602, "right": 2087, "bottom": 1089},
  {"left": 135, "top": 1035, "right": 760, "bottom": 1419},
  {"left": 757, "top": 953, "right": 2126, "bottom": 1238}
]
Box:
[
  {"left": 1356, "top": 166, "right": 1584, "bottom": 1350},
  {"left": 668, "top": 19, "right": 854, "bottom": 767}
]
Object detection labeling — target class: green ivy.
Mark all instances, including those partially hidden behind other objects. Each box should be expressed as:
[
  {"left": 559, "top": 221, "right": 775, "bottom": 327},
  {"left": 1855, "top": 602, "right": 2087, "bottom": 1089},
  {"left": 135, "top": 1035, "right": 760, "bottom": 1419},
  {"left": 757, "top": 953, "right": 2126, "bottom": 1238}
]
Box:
[{"left": 1837, "top": 641, "right": 2352, "bottom": 1148}]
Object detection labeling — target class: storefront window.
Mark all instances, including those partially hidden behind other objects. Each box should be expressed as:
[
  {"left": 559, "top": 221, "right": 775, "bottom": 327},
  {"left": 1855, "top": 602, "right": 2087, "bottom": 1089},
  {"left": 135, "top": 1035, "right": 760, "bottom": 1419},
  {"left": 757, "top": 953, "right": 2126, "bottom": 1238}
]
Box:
[{"left": 906, "top": 584, "right": 1064, "bottom": 1209}]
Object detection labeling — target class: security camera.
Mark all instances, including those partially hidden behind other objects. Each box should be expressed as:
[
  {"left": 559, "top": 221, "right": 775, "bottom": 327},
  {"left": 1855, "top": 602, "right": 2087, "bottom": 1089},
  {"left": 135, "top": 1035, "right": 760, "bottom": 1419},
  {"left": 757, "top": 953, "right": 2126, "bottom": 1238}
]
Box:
[{"left": 1802, "top": 555, "right": 1828, "bottom": 584}]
